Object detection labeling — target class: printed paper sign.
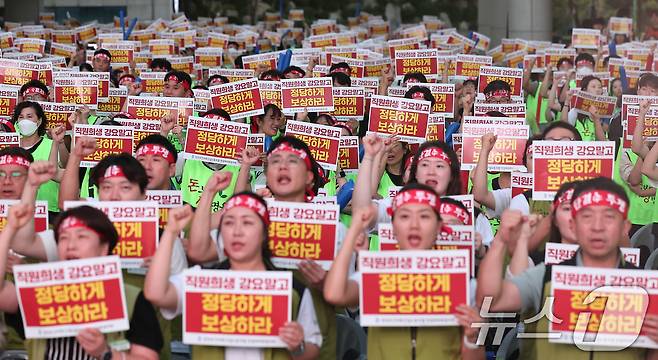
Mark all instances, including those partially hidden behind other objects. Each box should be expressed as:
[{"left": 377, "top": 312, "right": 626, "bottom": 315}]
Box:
[
  {"left": 285, "top": 120, "right": 341, "bottom": 171},
  {"left": 544, "top": 243, "right": 640, "bottom": 267},
  {"left": 183, "top": 269, "right": 292, "bottom": 348},
  {"left": 358, "top": 250, "right": 470, "bottom": 327},
  {"left": 73, "top": 125, "right": 134, "bottom": 167},
  {"left": 460, "top": 124, "right": 530, "bottom": 172},
  {"left": 209, "top": 78, "right": 264, "bottom": 120},
  {"left": 368, "top": 95, "right": 431, "bottom": 143},
  {"left": 477, "top": 66, "right": 523, "bottom": 96},
  {"left": 571, "top": 28, "right": 601, "bottom": 49},
  {"left": 281, "top": 77, "right": 334, "bottom": 114},
  {"left": 183, "top": 116, "right": 249, "bottom": 165},
  {"left": 394, "top": 49, "right": 439, "bottom": 80},
  {"left": 0, "top": 200, "right": 48, "bottom": 232},
  {"left": 338, "top": 136, "right": 359, "bottom": 173},
  {"left": 532, "top": 141, "right": 615, "bottom": 201},
  {"left": 455, "top": 54, "right": 493, "bottom": 79},
  {"left": 408, "top": 83, "right": 455, "bottom": 117},
  {"left": 14, "top": 256, "right": 129, "bottom": 338},
  {"left": 126, "top": 96, "right": 193, "bottom": 127},
  {"left": 511, "top": 172, "right": 533, "bottom": 198},
  {"left": 550, "top": 266, "right": 658, "bottom": 349},
  {"left": 331, "top": 87, "right": 365, "bottom": 121},
  {"left": 266, "top": 200, "right": 340, "bottom": 270},
  {"left": 53, "top": 77, "right": 99, "bottom": 109},
  {"left": 145, "top": 190, "right": 182, "bottom": 230},
  {"left": 572, "top": 90, "right": 617, "bottom": 118}
]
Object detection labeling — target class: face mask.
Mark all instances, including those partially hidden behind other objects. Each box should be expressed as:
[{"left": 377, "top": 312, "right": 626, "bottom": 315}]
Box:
[
  {"left": 576, "top": 66, "right": 593, "bottom": 76},
  {"left": 17, "top": 119, "right": 38, "bottom": 137}
]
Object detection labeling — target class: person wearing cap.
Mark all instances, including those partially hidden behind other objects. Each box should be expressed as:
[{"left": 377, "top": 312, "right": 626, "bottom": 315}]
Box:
[
  {"left": 145, "top": 190, "right": 322, "bottom": 359},
  {"left": 18, "top": 80, "right": 49, "bottom": 103},
  {"left": 477, "top": 177, "right": 658, "bottom": 359},
  {"left": 188, "top": 136, "right": 338, "bottom": 359},
  {"left": 324, "top": 183, "right": 485, "bottom": 359},
  {"left": 92, "top": 49, "right": 112, "bottom": 73},
  {"left": 12, "top": 101, "right": 67, "bottom": 217},
  {"left": 0, "top": 204, "right": 163, "bottom": 359},
  {"left": 150, "top": 58, "right": 172, "bottom": 72}
]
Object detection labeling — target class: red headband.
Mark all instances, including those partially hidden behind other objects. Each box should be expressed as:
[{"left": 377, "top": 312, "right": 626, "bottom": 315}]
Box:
[
  {"left": 484, "top": 89, "right": 510, "bottom": 100},
  {"left": 439, "top": 202, "right": 471, "bottom": 225},
  {"left": 120, "top": 74, "right": 136, "bottom": 84},
  {"left": 287, "top": 69, "right": 304, "bottom": 77},
  {"left": 576, "top": 59, "right": 593, "bottom": 68},
  {"left": 102, "top": 165, "right": 126, "bottom": 182},
  {"left": 330, "top": 67, "right": 351, "bottom": 75},
  {"left": 94, "top": 53, "right": 110, "bottom": 61},
  {"left": 0, "top": 119, "right": 15, "bottom": 132},
  {"left": 203, "top": 113, "right": 230, "bottom": 122},
  {"left": 58, "top": 216, "right": 98, "bottom": 235},
  {"left": 389, "top": 188, "right": 441, "bottom": 215},
  {"left": 23, "top": 87, "right": 47, "bottom": 98},
  {"left": 136, "top": 144, "right": 175, "bottom": 164},
  {"left": 571, "top": 190, "right": 628, "bottom": 219},
  {"left": 0, "top": 155, "right": 30, "bottom": 168},
  {"left": 166, "top": 74, "right": 190, "bottom": 90},
  {"left": 223, "top": 194, "right": 270, "bottom": 226},
  {"left": 554, "top": 188, "right": 575, "bottom": 207},
  {"left": 113, "top": 112, "right": 134, "bottom": 119},
  {"left": 268, "top": 142, "right": 312, "bottom": 169},
  {"left": 411, "top": 91, "right": 425, "bottom": 100},
  {"left": 261, "top": 74, "right": 280, "bottom": 81},
  {"left": 417, "top": 147, "right": 451, "bottom": 164}
]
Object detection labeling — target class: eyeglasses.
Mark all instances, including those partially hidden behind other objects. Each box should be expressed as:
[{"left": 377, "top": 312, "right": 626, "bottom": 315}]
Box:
[{"left": 0, "top": 171, "right": 27, "bottom": 181}]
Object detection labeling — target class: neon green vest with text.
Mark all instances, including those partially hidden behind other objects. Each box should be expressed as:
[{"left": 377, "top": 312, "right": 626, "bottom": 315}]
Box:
[
  {"left": 526, "top": 82, "right": 549, "bottom": 125},
  {"left": 32, "top": 137, "right": 60, "bottom": 213},
  {"left": 181, "top": 160, "right": 238, "bottom": 210},
  {"left": 574, "top": 117, "right": 596, "bottom": 141},
  {"left": 27, "top": 284, "right": 141, "bottom": 359},
  {"left": 613, "top": 148, "right": 655, "bottom": 225}
]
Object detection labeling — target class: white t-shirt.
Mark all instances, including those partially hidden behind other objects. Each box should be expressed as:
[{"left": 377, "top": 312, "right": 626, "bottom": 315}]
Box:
[{"left": 162, "top": 265, "right": 323, "bottom": 352}]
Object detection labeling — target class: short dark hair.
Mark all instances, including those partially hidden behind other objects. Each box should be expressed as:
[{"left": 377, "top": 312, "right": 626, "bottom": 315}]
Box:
[
  {"left": 136, "top": 134, "right": 178, "bottom": 163},
  {"left": 79, "top": 63, "right": 93, "bottom": 72},
  {"left": 94, "top": 48, "right": 112, "bottom": 60},
  {"left": 331, "top": 72, "right": 351, "bottom": 86},
  {"left": 283, "top": 65, "right": 306, "bottom": 77},
  {"left": 483, "top": 79, "right": 511, "bottom": 95},
  {"left": 638, "top": 73, "right": 658, "bottom": 91},
  {"left": 12, "top": 101, "right": 47, "bottom": 137},
  {"left": 408, "top": 141, "right": 461, "bottom": 195},
  {"left": 329, "top": 62, "right": 351, "bottom": 74},
  {"left": 541, "top": 121, "right": 582, "bottom": 141},
  {"left": 202, "top": 108, "right": 232, "bottom": 121},
  {"left": 571, "top": 177, "right": 629, "bottom": 211},
  {"left": 405, "top": 85, "right": 436, "bottom": 108},
  {"left": 54, "top": 206, "right": 119, "bottom": 255},
  {"left": 258, "top": 103, "right": 282, "bottom": 120},
  {"left": 0, "top": 146, "right": 33, "bottom": 163},
  {"left": 19, "top": 80, "right": 49, "bottom": 97},
  {"left": 90, "top": 153, "right": 148, "bottom": 193},
  {"left": 259, "top": 69, "right": 282, "bottom": 80},
  {"left": 462, "top": 79, "right": 477, "bottom": 88},
  {"left": 150, "top": 58, "right": 172, "bottom": 72},
  {"left": 164, "top": 70, "right": 192, "bottom": 89},
  {"left": 207, "top": 74, "right": 229, "bottom": 87},
  {"left": 403, "top": 72, "right": 427, "bottom": 84}
]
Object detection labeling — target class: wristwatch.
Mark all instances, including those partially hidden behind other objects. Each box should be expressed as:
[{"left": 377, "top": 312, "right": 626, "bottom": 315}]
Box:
[{"left": 290, "top": 341, "right": 305, "bottom": 357}]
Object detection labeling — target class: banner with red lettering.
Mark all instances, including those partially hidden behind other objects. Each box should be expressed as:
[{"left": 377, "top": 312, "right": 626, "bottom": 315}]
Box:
[
  {"left": 209, "top": 78, "right": 264, "bottom": 120},
  {"left": 455, "top": 54, "right": 493, "bottom": 79},
  {"left": 37, "top": 102, "right": 79, "bottom": 131},
  {"left": 126, "top": 96, "right": 193, "bottom": 127},
  {"left": 64, "top": 201, "right": 159, "bottom": 268},
  {"left": 435, "top": 225, "right": 475, "bottom": 276},
  {"left": 54, "top": 71, "right": 109, "bottom": 103},
  {"left": 145, "top": 190, "right": 182, "bottom": 230},
  {"left": 258, "top": 80, "right": 282, "bottom": 109},
  {"left": 14, "top": 256, "right": 129, "bottom": 338},
  {"left": 285, "top": 120, "right": 341, "bottom": 171},
  {"left": 0, "top": 200, "right": 48, "bottom": 232},
  {"left": 53, "top": 77, "right": 99, "bottom": 109},
  {"left": 572, "top": 90, "right": 616, "bottom": 118},
  {"left": 609, "top": 17, "right": 633, "bottom": 35},
  {"left": 511, "top": 172, "right": 533, "bottom": 198},
  {"left": 544, "top": 243, "right": 640, "bottom": 267},
  {"left": 0, "top": 84, "right": 18, "bottom": 118},
  {"left": 0, "top": 32, "right": 13, "bottom": 50},
  {"left": 0, "top": 58, "right": 42, "bottom": 86},
  {"left": 246, "top": 134, "right": 265, "bottom": 170},
  {"left": 208, "top": 68, "right": 256, "bottom": 83},
  {"left": 358, "top": 250, "right": 470, "bottom": 327},
  {"left": 462, "top": 116, "right": 526, "bottom": 128},
  {"left": 368, "top": 95, "right": 431, "bottom": 143},
  {"left": 266, "top": 200, "right": 340, "bottom": 270},
  {"left": 194, "top": 47, "right": 223, "bottom": 68},
  {"left": 477, "top": 66, "right": 523, "bottom": 96},
  {"left": 571, "top": 28, "right": 601, "bottom": 49},
  {"left": 532, "top": 141, "right": 615, "bottom": 201},
  {"left": 473, "top": 102, "right": 526, "bottom": 118},
  {"left": 620, "top": 95, "right": 658, "bottom": 125},
  {"left": 331, "top": 87, "right": 365, "bottom": 121},
  {"left": 183, "top": 269, "right": 291, "bottom": 347},
  {"left": 183, "top": 116, "right": 249, "bottom": 165},
  {"left": 75, "top": 24, "right": 98, "bottom": 42},
  {"left": 15, "top": 38, "right": 46, "bottom": 54},
  {"left": 242, "top": 52, "right": 278, "bottom": 71},
  {"left": 387, "top": 38, "right": 421, "bottom": 59},
  {"left": 338, "top": 136, "right": 359, "bottom": 173},
  {"left": 149, "top": 39, "right": 176, "bottom": 55},
  {"left": 426, "top": 114, "right": 445, "bottom": 142},
  {"left": 115, "top": 119, "right": 161, "bottom": 145},
  {"left": 97, "top": 87, "right": 127, "bottom": 114},
  {"left": 281, "top": 77, "right": 334, "bottom": 114},
  {"left": 394, "top": 49, "right": 439, "bottom": 80},
  {"left": 625, "top": 105, "right": 658, "bottom": 141},
  {"left": 73, "top": 125, "right": 134, "bottom": 167},
  {"left": 461, "top": 123, "right": 529, "bottom": 172},
  {"left": 550, "top": 266, "right": 658, "bottom": 348},
  {"left": 407, "top": 83, "right": 455, "bottom": 118},
  {"left": 139, "top": 72, "right": 166, "bottom": 94},
  {"left": 102, "top": 42, "right": 135, "bottom": 64}
]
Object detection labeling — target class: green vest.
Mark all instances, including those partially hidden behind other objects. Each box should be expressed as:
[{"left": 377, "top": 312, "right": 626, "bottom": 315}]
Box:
[
  {"left": 574, "top": 117, "right": 596, "bottom": 142},
  {"left": 181, "top": 160, "right": 239, "bottom": 210},
  {"left": 322, "top": 171, "right": 338, "bottom": 197},
  {"left": 26, "top": 284, "right": 141, "bottom": 359},
  {"left": 526, "top": 82, "right": 549, "bottom": 125},
  {"left": 376, "top": 171, "right": 397, "bottom": 198},
  {"left": 368, "top": 326, "right": 461, "bottom": 360},
  {"left": 614, "top": 148, "right": 656, "bottom": 225},
  {"left": 31, "top": 137, "right": 60, "bottom": 213},
  {"left": 522, "top": 256, "right": 645, "bottom": 360},
  {"left": 191, "top": 282, "right": 303, "bottom": 360}
]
